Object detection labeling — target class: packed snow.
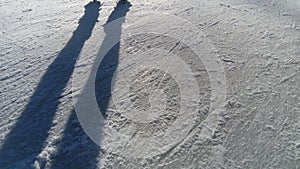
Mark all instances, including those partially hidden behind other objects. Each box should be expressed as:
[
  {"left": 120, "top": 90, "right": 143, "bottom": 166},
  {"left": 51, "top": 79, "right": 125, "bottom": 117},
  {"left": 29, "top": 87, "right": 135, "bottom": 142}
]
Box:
[{"left": 0, "top": 0, "right": 299, "bottom": 168}]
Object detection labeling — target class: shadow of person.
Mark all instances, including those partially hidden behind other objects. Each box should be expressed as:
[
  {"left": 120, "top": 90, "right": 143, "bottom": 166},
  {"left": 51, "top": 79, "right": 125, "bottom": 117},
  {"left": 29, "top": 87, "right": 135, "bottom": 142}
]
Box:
[
  {"left": 0, "top": 2, "right": 100, "bottom": 168},
  {"left": 95, "top": 1, "right": 132, "bottom": 118},
  {"left": 49, "top": 2, "right": 132, "bottom": 169}
]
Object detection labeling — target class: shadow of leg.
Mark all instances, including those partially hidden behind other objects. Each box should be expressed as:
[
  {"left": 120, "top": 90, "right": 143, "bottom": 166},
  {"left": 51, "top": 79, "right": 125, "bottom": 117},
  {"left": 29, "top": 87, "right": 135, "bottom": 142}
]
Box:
[{"left": 50, "top": 111, "right": 101, "bottom": 169}]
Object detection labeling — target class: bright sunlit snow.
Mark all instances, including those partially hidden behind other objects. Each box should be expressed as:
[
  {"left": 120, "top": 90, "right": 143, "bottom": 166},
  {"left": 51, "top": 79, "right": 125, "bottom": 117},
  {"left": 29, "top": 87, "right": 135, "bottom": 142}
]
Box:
[{"left": 0, "top": 0, "right": 299, "bottom": 168}]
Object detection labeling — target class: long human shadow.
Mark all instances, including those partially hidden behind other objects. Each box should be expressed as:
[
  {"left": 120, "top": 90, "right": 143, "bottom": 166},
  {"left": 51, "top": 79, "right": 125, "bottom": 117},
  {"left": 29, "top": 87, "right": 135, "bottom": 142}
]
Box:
[
  {"left": 50, "top": 2, "right": 132, "bottom": 169},
  {"left": 95, "top": 2, "right": 132, "bottom": 118},
  {"left": 0, "top": 2, "right": 100, "bottom": 168}
]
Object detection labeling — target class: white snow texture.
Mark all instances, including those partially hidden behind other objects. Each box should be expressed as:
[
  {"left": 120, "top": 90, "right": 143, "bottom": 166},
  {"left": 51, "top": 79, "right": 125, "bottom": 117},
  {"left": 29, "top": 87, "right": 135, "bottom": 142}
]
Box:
[{"left": 0, "top": 0, "right": 299, "bottom": 169}]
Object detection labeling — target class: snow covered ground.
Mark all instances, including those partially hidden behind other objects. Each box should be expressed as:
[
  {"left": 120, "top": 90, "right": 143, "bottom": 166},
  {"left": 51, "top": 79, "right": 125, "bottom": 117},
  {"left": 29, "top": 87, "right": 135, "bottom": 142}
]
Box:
[{"left": 0, "top": 0, "right": 299, "bottom": 168}]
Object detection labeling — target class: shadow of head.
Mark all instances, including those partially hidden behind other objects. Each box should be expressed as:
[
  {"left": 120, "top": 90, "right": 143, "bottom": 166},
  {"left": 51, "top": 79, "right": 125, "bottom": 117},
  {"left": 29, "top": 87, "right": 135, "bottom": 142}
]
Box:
[
  {"left": 75, "top": 2, "right": 101, "bottom": 39},
  {"left": 83, "top": 1, "right": 101, "bottom": 18},
  {"left": 85, "top": 1, "right": 101, "bottom": 9},
  {"left": 106, "top": 1, "right": 132, "bottom": 23}
]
